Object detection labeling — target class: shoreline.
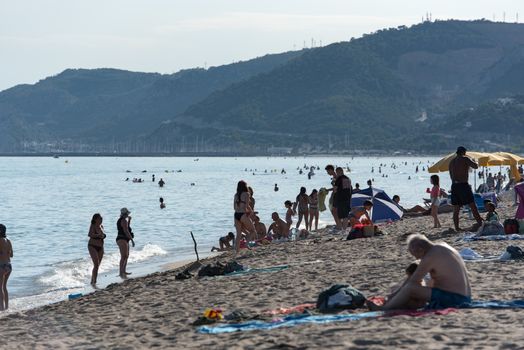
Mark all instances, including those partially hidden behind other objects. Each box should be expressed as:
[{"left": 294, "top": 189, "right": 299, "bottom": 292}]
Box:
[{"left": 2, "top": 201, "right": 524, "bottom": 348}]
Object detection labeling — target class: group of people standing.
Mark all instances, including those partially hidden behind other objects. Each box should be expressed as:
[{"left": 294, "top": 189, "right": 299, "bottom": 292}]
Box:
[{"left": 87, "top": 208, "right": 135, "bottom": 285}]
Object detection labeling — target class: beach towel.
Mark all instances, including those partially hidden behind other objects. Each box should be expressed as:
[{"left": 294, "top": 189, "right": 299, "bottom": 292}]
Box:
[
  {"left": 462, "top": 234, "right": 524, "bottom": 242},
  {"left": 225, "top": 264, "right": 288, "bottom": 276},
  {"left": 197, "top": 300, "right": 524, "bottom": 333},
  {"left": 264, "top": 303, "right": 317, "bottom": 316},
  {"left": 318, "top": 188, "right": 328, "bottom": 212},
  {"left": 197, "top": 308, "right": 455, "bottom": 334}
]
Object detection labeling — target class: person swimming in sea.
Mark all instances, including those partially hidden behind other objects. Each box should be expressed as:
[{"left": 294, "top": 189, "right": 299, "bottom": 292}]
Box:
[{"left": 159, "top": 197, "right": 166, "bottom": 209}]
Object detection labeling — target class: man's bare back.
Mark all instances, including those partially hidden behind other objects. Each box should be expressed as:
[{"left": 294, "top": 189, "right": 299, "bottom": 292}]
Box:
[
  {"left": 414, "top": 242, "right": 471, "bottom": 297},
  {"left": 269, "top": 217, "right": 289, "bottom": 239},
  {"left": 449, "top": 155, "right": 478, "bottom": 183}
]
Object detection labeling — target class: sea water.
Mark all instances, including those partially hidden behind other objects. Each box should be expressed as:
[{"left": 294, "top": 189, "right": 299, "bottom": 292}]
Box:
[{"left": 0, "top": 156, "right": 453, "bottom": 312}]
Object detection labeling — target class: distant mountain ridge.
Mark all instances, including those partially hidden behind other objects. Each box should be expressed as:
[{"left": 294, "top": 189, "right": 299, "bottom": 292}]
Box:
[
  {"left": 2, "top": 20, "right": 524, "bottom": 154},
  {"left": 0, "top": 50, "right": 304, "bottom": 152},
  {"left": 151, "top": 20, "right": 524, "bottom": 153}
]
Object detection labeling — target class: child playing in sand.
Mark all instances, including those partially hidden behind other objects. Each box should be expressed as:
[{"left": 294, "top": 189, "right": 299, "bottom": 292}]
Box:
[
  {"left": 293, "top": 187, "right": 309, "bottom": 229},
  {"left": 211, "top": 232, "right": 235, "bottom": 252},
  {"left": 284, "top": 200, "right": 294, "bottom": 232},
  {"left": 308, "top": 189, "right": 319, "bottom": 231},
  {"left": 430, "top": 175, "right": 441, "bottom": 228}
]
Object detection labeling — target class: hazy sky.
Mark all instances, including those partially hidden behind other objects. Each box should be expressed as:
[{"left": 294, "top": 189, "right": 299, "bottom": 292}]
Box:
[{"left": 1, "top": 0, "right": 523, "bottom": 91}]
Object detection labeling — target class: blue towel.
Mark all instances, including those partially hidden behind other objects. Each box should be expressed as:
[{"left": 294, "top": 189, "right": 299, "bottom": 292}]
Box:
[
  {"left": 466, "top": 300, "right": 524, "bottom": 309},
  {"left": 198, "top": 311, "right": 382, "bottom": 334},
  {"left": 198, "top": 300, "right": 524, "bottom": 334},
  {"left": 463, "top": 234, "right": 524, "bottom": 242},
  {"left": 225, "top": 264, "right": 289, "bottom": 276}
]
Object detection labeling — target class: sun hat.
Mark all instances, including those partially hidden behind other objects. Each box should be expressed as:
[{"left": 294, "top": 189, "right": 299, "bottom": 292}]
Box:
[{"left": 120, "top": 207, "right": 131, "bottom": 216}]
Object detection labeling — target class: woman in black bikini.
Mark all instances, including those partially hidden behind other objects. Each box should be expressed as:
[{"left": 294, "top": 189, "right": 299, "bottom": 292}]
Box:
[
  {"left": 116, "top": 208, "right": 135, "bottom": 278},
  {"left": 88, "top": 213, "right": 106, "bottom": 285},
  {"left": 233, "top": 180, "right": 257, "bottom": 253},
  {"left": 0, "top": 224, "right": 13, "bottom": 311}
]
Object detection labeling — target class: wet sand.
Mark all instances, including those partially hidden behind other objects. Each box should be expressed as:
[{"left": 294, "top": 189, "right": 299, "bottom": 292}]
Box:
[{"left": 1, "top": 201, "right": 523, "bottom": 349}]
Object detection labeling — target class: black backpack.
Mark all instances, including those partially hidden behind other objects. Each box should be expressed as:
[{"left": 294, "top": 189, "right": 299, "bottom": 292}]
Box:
[
  {"left": 316, "top": 284, "right": 366, "bottom": 313},
  {"left": 507, "top": 245, "right": 524, "bottom": 260}
]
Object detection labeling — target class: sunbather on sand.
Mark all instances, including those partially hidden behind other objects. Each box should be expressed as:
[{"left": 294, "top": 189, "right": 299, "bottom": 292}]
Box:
[
  {"left": 393, "top": 195, "right": 453, "bottom": 217},
  {"left": 268, "top": 212, "right": 289, "bottom": 240},
  {"left": 211, "top": 232, "right": 235, "bottom": 252},
  {"left": 368, "top": 234, "right": 471, "bottom": 310},
  {"left": 253, "top": 215, "right": 267, "bottom": 240},
  {"left": 349, "top": 200, "right": 373, "bottom": 226}
]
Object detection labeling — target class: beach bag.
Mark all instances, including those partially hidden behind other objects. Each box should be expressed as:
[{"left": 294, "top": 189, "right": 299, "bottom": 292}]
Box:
[
  {"left": 316, "top": 284, "right": 366, "bottom": 313},
  {"left": 506, "top": 246, "right": 524, "bottom": 260},
  {"left": 223, "top": 261, "right": 244, "bottom": 274},
  {"left": 503, "top": 219, "right": 520, "bottom": 235},
  {"left": 198, "top": 262, "right": 226, "bottom": 277}
]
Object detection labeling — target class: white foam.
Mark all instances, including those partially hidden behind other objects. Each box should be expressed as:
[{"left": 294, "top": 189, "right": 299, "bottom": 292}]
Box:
[
  {"left": 38, "top": 243, "right": 167, "bottom": 291},
  {"left": 2, "top": 244, "right": 168, "bottom": 315}
]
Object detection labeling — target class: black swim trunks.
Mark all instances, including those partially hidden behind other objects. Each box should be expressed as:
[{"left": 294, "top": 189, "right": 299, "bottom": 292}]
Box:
[
  {"left": 451, "top": 183, "right": 474, "bottom": 206},
  {"left": 336, "top": 202, "right": 351, "bottom": 219}
]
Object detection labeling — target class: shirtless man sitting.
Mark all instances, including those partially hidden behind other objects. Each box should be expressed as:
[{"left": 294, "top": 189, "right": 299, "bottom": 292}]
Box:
[
  {"left": 268, "top": 212, "right": 289, "bottom": 240},
  {"left": 368, "top": 234, "right": 471, "bottom": 310},
  {"left": 253, "top": 215, "right": 267, "bottom": 240}
]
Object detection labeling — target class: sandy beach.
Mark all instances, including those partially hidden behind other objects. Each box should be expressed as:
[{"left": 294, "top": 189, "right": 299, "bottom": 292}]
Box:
[{"left": 1, "top": 200, "right": 523, "bottom": 349}]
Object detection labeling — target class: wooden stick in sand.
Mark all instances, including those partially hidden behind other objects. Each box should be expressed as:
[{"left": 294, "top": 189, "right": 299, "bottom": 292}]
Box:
[
  {"left": 190, "top": 231, "right": 200, "bottom": 262},
  {"left": 185, "top": 231, "right": 202, "bottom": 273}
]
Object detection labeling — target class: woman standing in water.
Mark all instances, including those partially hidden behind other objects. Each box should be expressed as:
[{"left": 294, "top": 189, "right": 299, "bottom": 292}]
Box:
[
  {"left": 233, "top": 181, "right": 257, "bottom": 253},
  {"left": 116, "top": 208, "right": 135, "bottom": 278},
  {"left": 88, "top": 213, "right": 106, "bottom": 285},
  {"left": 0, "top": 224, "right": 13, "bottom": 311}
]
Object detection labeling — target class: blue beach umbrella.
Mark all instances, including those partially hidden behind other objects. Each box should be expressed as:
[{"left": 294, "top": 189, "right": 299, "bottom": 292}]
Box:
[{"left": 351, "top": 187, "right": 403, "bottom": 223}]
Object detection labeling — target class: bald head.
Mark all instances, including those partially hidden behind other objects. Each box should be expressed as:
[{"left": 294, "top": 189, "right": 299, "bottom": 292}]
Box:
[{"left": 407, "top": 234, "right": 433, "bottom": 257}]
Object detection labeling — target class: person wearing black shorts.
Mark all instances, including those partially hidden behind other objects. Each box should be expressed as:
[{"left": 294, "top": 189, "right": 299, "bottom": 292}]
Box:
[
  {"left": 449, "top": 146, "right": 483, "bottom": 230},
  {"left": 334, "top": 167, "right": 353, "bottom": 230}
]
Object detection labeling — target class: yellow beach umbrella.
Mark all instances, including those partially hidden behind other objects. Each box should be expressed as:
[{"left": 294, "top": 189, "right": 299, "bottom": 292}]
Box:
[
  {"left": 477, "top": 153, "right": 508, "bottom": 166},
  {"left": 493, "top": 152, "right": 524, "bottom": 181},
  {"left": 428, "top": 151, "right": 493, "bottom": 173}
]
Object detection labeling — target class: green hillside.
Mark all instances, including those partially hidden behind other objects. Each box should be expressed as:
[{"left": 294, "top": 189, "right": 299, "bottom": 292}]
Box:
[
  {"left": 0, "top": 50, "right": 304, "bottom": 151},
  {"left": 151, "top": 20, "right": 524, "bottom": 153}
]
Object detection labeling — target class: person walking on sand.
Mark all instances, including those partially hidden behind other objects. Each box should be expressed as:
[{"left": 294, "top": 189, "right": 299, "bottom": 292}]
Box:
[
  {"left": 334, "top": 167, "right": 352, "bottom": 231},
  {"left": 325, "top": 165, "right": 341, "bottom": 230},
  {"left": 116, "top": 208, "right": 135, "bottom": 278},
  {"left": 430, "top": 175, "right": 442, "bottom": 228},
  {"left": 308, "top": 189, "right": 319, "bottom": 231},
  {"left": 88, "top": 213, "right": 106, "bottom": 285},
  {"left": 367, "top": 234, "right": 471, "bottom": 310},
  {"left": 0, "top": 224, "right": 13, "bottom": 311},
  {"left": 233, "top": 181, "right": 257, "bottom": 253},
  {"left": 293, "top": 187, "right": 309, "bottom": 229},
  {"left": 449, "top": 146, "right": 483, "bottom": 231}
]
